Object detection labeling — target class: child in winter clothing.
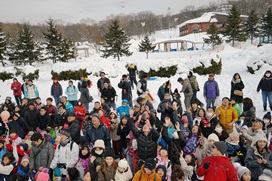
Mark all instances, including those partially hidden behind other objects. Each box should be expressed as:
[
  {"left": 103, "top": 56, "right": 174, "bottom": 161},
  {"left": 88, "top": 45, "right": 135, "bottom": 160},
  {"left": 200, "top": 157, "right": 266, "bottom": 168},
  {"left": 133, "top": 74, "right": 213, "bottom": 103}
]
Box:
[
  {"left": 109, "top": 112, "right": 121, "bottom": 158},
  {"left": 78, "top": 145, "right": 91, "bottom": 172},
  {"left": 114, "top": 159, "right": 133, "bottom": 181},
  {"left": 155, "top": 147, "right": 171, "bottom": 181},
  {"left": 179, "top": 150, "right": 196, "bottom": 181},
  {"left": 156, "top": 165, "right": 167, "bottom": 181},
  {"left": 183, "top": 125, "right": 201, "bottom": 155},
  {"left": 97, "top": 148, "right": 118, "bottom": 181},
  {"left": 234, "top": 163, "right": 251, "bottom": 181},
  {"left": 17, "top": 155, "right": 30, "bottom": 177},
  {"left": 8, "top": 129, "right": 22, "bottom": 145},
  {"left": 201, "top": 133, "right": 219, "bottom": 161},
  {"left": 0, "top": 152, "right": 15, "bottom": 180},
  {"left": 0, "top": 140, "right": 7, "bottom": 162},
  {"left": 226, "top": 132, "right": 244, "bottom": 163}
]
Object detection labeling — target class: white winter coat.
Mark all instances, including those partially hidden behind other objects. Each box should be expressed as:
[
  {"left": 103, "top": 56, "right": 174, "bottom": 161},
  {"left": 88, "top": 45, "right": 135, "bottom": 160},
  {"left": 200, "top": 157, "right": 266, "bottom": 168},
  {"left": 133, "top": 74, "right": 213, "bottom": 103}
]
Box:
[{"left": 114, "top": 167, "right": 133, "bottom": 181}]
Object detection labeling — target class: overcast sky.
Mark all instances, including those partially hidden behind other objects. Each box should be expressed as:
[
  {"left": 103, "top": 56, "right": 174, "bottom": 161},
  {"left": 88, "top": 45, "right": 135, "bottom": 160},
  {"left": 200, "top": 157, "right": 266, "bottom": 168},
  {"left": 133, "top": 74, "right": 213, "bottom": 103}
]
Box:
[{"left": 0, "top": 0, "right": 216, "bottom": 24}]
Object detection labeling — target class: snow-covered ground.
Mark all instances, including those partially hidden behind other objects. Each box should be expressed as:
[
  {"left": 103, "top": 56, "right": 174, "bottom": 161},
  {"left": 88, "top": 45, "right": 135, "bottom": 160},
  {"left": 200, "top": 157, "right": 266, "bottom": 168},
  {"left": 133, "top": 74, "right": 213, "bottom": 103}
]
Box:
[{"left": 0, "top": 30, "right": 271, "bottom": 119}]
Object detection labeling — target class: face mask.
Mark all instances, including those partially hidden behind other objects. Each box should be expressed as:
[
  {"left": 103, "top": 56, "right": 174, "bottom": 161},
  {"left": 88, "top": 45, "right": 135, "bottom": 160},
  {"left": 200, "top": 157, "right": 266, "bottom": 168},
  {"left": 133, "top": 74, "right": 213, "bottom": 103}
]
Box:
[
  {"left": 215, "top": 127, "right": 223, "bottom": 133},
  {"left": 172, "top": 131, "right": 179, "bottom": 139},
  {"left": 95, "top": 150, "right": 103, "bottom": 155},
  {"left": 264, "top": 119, "right": 270, "bottom": 124},
  {"left": 78, "top": 102, "right": 82, "bottom": 106},
  {"left": 266, "top": 73, "right": 271, "bottom": 77},
  {"left": 206, "top": 112, "right": 213, "bottom": 117}
]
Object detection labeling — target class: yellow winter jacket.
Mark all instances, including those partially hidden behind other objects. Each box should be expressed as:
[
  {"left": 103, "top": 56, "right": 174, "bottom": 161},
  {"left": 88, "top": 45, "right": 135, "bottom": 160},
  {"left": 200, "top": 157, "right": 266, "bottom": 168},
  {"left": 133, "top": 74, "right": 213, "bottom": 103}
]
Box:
[{"left": 215, "top": 104, "right": 238, "bottom": 129}]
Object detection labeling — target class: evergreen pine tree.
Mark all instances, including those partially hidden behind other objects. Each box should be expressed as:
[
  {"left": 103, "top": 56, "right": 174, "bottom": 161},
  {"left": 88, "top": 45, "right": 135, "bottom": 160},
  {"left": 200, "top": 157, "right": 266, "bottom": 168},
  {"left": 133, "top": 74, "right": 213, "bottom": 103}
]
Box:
[
  {"left": 0, "top": 27, "right": 7, "bottom": 67},
  {"left": 224, "top": 5, "right": 243, "bottom": 47},
  {"left": 58, "top": 39, "right": 76, "bottom": 62},
  {"left": 138, "top": 35, "right": 156, "bottom": 59},
  {"left": 261, "top": 8, "right": 272, "bottom": 42},
  {"left": 14, "top": 24, "right": 40, "bottom": 66},
  {"left": 101, "top": 19, "right": 132, "bottom": 61},
  {"left": 206, "top": 23, "right": 222, "bottom": 49},
  {"left": 244, "top": 10, "right": 260, "bottom": 44},
  {"left": 43, "top": 19, "right": 62, "bottom": 63}
]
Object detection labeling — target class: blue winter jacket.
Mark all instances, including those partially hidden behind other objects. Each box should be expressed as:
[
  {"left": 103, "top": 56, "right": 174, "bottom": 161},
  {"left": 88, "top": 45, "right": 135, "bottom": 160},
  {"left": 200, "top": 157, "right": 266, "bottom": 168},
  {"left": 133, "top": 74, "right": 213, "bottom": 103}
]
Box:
[
  {"left": 65, "top": 85, "right": 78, "bottom": 101},
  {"left": 116, "top": 99, "right": 130, "bottom": 119},
  {"left": 0, "top": 148, "right": 7, "bottom": 162},
  {"left": 203, "top": 79, "right": 219, "bottom": 98},
  {"left": 51, "top": 83, "right": 63, "bottom": 97}
]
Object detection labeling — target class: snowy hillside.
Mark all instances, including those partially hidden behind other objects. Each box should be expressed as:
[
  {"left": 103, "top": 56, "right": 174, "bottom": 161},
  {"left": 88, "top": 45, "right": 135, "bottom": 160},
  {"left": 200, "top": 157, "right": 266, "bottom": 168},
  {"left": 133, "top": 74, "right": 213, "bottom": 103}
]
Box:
[{"left": 0, "top": 30, "right": 271, "bottom": 119}]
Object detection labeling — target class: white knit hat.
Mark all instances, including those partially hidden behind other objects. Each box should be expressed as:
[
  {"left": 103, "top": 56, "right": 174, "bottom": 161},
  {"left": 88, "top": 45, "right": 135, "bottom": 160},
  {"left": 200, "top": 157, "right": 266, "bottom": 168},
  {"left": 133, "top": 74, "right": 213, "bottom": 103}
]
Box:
[
  {"left": 237, "top": 166, "right": 251, "bottom": 179},
  {"left": 21, "top": 155, "right": 29, "bottom": 164},
  {"left": 259, "top": 169, "right": 272, "bottom": 181},
  {"left": 207, "top": 133, "right": 219, "bottom": 142},
  {"left": 118, "top": 159, "right": 129, "bottom": 169},
  {"left": 253, "top": 133, "right": 268, "bottom": 146}
]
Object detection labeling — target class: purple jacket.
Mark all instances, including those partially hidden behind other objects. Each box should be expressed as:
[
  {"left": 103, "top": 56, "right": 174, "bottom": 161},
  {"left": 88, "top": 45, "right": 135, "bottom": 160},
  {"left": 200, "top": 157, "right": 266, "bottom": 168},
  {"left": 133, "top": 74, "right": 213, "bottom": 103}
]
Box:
[{"left": 203, "top": 80, "right": 219, "bottom": 98}]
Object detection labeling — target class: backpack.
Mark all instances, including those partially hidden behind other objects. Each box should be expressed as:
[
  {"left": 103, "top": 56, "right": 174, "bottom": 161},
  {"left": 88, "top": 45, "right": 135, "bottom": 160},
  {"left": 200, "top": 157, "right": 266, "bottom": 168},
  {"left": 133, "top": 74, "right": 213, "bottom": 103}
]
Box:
[
  {"left": 58, "top": 140, "right": 74, "bottom": 151},
  {"left": 189, "top": 76, "right": 199, "bottom": 92}
]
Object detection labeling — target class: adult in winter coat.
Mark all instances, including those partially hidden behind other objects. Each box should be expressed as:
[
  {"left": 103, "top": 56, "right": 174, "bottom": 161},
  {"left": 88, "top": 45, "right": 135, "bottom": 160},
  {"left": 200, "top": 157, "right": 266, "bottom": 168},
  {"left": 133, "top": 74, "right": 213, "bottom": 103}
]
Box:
[
  {"left": 80, "top": 80, "right": 93, "bottom": 111},
  {"left": 25, "top": 79, "right": 39, "bottom": 101},
  {"left": 10, "top": 78, "right": 22, "bottom": 106},
  {"left": 67, "top": 112, "right": 81, "bottom": 145},
  {"left": 245, "top": 133, "right": 272, "bottom": 181},
  {"left": 117, "top": 116, "right": 131, "bottom": 155},
  {"left": 84, "top": 113, "right": 111, "bottom": 148},
  {"left": 203, "top": 74, "right": 220, "bottom": 110},
  {"left": 132, "top": 158, "right": 161, "bottom": 181},
  {"left": 128, "top": 117, "right": 160, "bottom": 171},
  {"left": 157, "top": 80, "right": 172, "bottom": 102},
  {"left": 21, "top": 78, "right": 29, "bottom": 98},
  {"left": 197, "top": 141, "right": 238, "bottom": 181},
  {"left": 200, "top": 107, "right": 219, "bottom": 138},
  {"left": 127, "top": 63, "right": 138, "bottom": 89},
  {"left": 45, "top": 98, "right": 56, "bottom": 123},
  {"left": 8, "top": 113, "right": 25, "bottom": 139},
  {"left": 178, "top": 77, "right": 193, "bottom": 109},
  {"left": 61, "top": 96, "right": 74, "bottom": 112},
  {"left": 188, "top": 71, "right": 203, "bottom": 106},
  {"left": 101, "top": 82, "right": 117, "bottom": 109},
  {"left": 2, "top": 96, "right": 15, "bottom": 111},
  {"left": 116, "top": 99, "right": 131, "bottom": 120},
  {"left": 38, "top": 107, "right": 51, "bottom": 130},
  {"left": 29, "top": 133, "right": 54, "bottom": 174},
  {"left": 65, "top": 80, "right": 78, "bottom": 107},
  {"left": 215, "top": 97, "right": 238, "bottom": 134},
  {"left": 50, "top": 129, "right": 79, "bottom": 177},
  {"left": 137, "top": 74, "right": 148, "bottom": 96},
  {"left": 157, "top": 93, "right": 172, "bottom": 122},
  {"left": 118, "top": 74, "right": 132, "bottom": 107},
  {"left": 24, "top": 102, "right": 40, "bottom": 132},
  {"left": 54, "top": 104, "right": 68, "bottom": 130},
  {"left": 257, "top": 70, "right": 272, "bottom": 111},
  {"left": 240, "top": 97, "right": 256, "bottom": 127},
  {"left": 51, "top": 78, "right": 63, "bottom": 106},
  {"left": 97, "top": 72, "right": 110, "bottom": 93},
  {"left": 230, "top": 73, "right": 245, "bottom": 107}
]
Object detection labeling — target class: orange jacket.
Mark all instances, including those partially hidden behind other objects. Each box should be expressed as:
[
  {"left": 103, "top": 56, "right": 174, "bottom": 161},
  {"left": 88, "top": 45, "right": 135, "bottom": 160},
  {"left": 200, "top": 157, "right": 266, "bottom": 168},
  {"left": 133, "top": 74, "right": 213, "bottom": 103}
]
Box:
[
  {"left": 132, "top": 165, "right": 161, "bottom": 181},
  {"left": 215, "top": 104, "right": 238, "bottom": 129}
]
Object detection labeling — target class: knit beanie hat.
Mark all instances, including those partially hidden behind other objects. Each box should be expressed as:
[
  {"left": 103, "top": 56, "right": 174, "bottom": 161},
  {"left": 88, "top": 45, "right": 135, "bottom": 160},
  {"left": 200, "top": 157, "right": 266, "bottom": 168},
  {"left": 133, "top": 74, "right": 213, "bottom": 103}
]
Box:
[
  {"left": 208, "top": 133, "right": 219, "bottom": 142},
  {"left": 21, "top": 155, "right": 30, "bottom": 164},
  {"left": 259, "top": 169, "right": 272, "bottom": 181},
  {"left": 214, "top": 141, "right": 226, "bottom": 155},
  {"left": 92, "top": 113, "right": 100, "bottom": 120},
  {"left": 253, "top": 133, "right": 268, "bottom": 146},
  {"left": 60, "top": 129, "right": 71, "bottom": 138},
  {"left": 156, "top": 165, "right": 167, "bottom": 179},
  {"left": 263, "top": 112, "right": 271, "bottom": 121},
  {"left": 93, "top": 139, "right": 105, "bottom": 149},
  {"left": 104, "top": 148, "right": 115, "bottom": 158},
  {"left": 237, "top": 166, "right": 251, "bottom": 179},
  {"left": 19, "top": 143, "right": 29, "bottom": 152},
  {"left": 37, "top": 168, "right": 49, "bottom": 181},
  {"left": 118, "top": 159, "right": 129, "bottom": 169}
]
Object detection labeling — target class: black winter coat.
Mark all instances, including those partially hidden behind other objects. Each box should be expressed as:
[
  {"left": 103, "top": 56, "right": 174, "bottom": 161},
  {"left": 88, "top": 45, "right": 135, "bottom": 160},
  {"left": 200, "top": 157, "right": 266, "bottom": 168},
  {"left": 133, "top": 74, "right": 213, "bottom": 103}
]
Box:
[
  {"left": 68, "top": 120, "right": 81, "bottom": 145},
  {"left": 8, "top": 117, "right": 25, "bottom": 139},
  {"left": 97, "top": 77, "right": 110, "bottom": 91},
  {"left": 85, "top": 123, "right": 111, "bottom": 148},
  {"left": 129, "top": 118, "right": 159, "bottom": 161},
  {"left": 200, "top": 116, "right": 219, "bottom": 138},
  {"left": 230, "top": 80, "right": 244, "bottom": 103},
  {"left": 117, "top": 123, "right": 131, "bottom": 149},
  {"left": 101, "top": 87, "right": 116, "bottom": 102},
  {"left": 54, "top": 111, "right": 68, "bottom": 128},
  {"left": 257, "top": 77, "right": 272, "bottom": 92},
  {"left": 118, "top": 80, "right": 132, "bottom": 101},
  {"left": 24, "top": 109, "right": 39, "bottom": 131},
  {"left": 38, "top": 113, "right": 51, "bottom": 130}
]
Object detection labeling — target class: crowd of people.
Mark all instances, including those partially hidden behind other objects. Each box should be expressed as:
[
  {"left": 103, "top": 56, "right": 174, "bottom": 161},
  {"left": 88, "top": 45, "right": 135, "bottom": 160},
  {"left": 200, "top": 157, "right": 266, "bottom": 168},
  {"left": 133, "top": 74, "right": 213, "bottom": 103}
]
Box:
[{"left": 0, "top": 66, "right": 272, "bottom": 181}]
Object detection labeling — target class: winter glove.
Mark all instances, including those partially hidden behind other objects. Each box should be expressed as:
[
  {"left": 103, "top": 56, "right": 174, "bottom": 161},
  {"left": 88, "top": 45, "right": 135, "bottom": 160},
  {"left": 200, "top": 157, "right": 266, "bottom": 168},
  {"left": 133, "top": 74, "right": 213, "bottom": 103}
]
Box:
[{"left": 203, "top": 162, "right": 210, "bottom": 169}]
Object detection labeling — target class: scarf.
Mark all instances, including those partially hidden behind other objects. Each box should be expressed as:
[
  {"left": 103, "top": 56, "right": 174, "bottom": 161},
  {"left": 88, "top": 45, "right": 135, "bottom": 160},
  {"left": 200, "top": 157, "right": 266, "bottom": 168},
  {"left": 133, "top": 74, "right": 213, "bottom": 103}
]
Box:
[
  {"left": 79, "top": 150, "right": 91, "bottom": 159},
  {"left": 243, "top": 105, "right": 253, "bottom": 112},
  {"left": 59, "top": 138, "right": 70, "bottom": 147},
  {"left": 232, "top": 79, "right": 241, "bottom": 84},
  {"left": 167, "top": 126, "right": 175, "bottom": 138},
  {"left": 9, "top": 135, "right": 18, "bottom": 141},
  {"left": 20, "top": 165, "right": 29, "bottom": 173},
  {"left": 54, "top": 82, "right": 59, "bottom": 87}
]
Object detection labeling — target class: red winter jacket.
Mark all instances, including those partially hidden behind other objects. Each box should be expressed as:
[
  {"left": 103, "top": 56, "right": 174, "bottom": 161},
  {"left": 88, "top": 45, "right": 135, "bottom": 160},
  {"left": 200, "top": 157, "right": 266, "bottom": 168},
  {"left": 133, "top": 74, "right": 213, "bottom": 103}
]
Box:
[
  {"left": 100, "top": 112, "right": 111, "bottom": 130},
  {"left": 10, "top": 82, "right": 22, "bottom": 96},
  {"left": 73, "top": 105, "right": 86, "bottom": 128},
  {"left": 197, "top": 156, "right": 238, "bottom": 181}
]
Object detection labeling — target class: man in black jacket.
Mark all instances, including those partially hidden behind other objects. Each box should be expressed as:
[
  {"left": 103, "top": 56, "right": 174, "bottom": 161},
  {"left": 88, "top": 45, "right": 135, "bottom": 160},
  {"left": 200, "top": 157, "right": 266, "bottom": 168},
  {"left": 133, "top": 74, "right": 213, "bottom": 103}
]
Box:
[
  {"left": 118, "top": 74, "right": 132, "bottom": 107},
  {"left": 97, "top": 72, "right": 110, "bottom": 93},
  {"left": 24, "top": 102, "right": 39, "bottom": 132},
  {"left": 67, "top": 112, "right": 81, "bottom": 145},
  {"left": 127, "top": 63, "right": 138, "bottom": 89}
]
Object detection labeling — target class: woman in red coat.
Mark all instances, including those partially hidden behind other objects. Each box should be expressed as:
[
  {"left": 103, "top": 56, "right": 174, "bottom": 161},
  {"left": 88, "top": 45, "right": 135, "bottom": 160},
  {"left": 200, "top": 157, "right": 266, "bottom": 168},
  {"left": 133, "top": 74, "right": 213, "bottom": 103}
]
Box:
[
  {"left": 10, "top": 78, "right": 22, "bottom": 106},
  {"left": 73, "top": 99, "right": 86, "bottom": 128}
]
